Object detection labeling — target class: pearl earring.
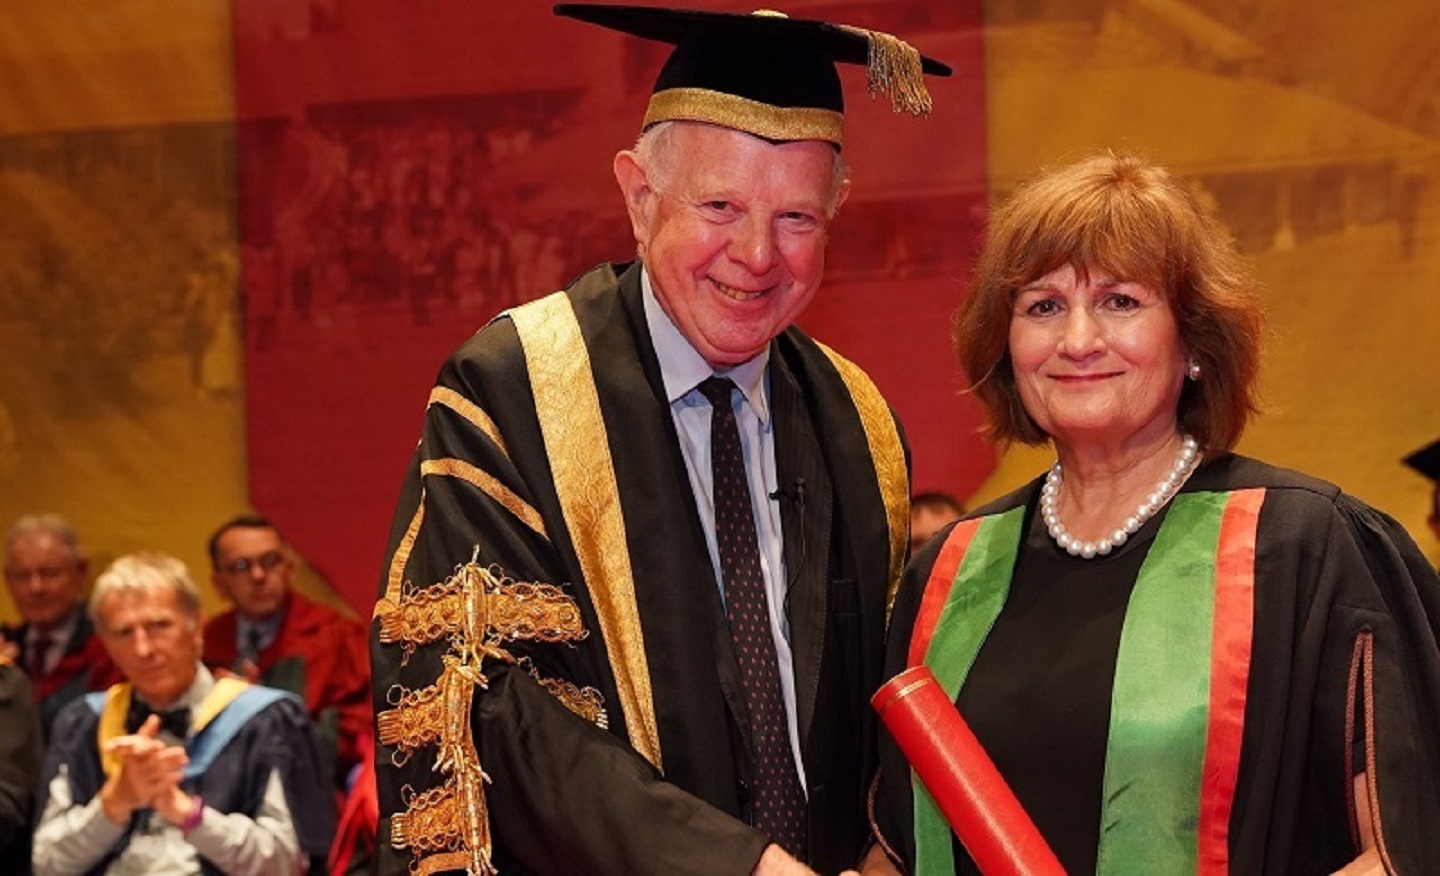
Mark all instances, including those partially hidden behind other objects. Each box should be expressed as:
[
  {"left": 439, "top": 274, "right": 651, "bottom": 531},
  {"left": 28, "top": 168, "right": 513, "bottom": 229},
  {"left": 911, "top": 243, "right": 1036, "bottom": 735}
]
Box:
[{"left": 1186, "top": 360, "right": 1202, "bottom": 381}]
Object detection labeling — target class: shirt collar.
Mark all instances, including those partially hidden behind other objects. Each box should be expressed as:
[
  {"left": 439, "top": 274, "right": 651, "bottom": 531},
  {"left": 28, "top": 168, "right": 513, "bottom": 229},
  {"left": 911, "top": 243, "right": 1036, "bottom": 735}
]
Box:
[
  {"left": 641, "top": 267, "right": 772, "bottom": 424},
  {"left": 27, "top": 607, "right": 79, "bottom": 650}
]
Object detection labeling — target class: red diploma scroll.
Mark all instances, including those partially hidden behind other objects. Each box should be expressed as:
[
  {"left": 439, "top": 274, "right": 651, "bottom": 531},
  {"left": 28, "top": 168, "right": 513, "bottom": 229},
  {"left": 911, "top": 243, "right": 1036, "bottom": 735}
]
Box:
[{"left": 872, "top": 665, "right": 1065, "bottom": 875}]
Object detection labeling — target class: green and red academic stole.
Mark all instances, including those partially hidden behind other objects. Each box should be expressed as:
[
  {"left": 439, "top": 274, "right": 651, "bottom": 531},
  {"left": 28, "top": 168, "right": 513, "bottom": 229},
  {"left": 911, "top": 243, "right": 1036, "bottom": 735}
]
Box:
[{"left": 906, "top": 488, "right": 1265, "bottom": 875}]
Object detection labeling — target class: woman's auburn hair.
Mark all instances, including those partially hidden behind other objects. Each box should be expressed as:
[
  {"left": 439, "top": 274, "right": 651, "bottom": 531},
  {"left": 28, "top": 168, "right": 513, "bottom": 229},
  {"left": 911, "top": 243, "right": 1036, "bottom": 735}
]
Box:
[{"left": 953, "top": 151, "right": 1264, "bottom": 451}]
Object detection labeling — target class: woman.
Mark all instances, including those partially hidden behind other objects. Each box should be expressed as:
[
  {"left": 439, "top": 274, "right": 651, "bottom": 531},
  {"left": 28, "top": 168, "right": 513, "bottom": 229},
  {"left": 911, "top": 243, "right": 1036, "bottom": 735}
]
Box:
[{"left": 866, "top": 153, "right": 1440, "bottom": 874}]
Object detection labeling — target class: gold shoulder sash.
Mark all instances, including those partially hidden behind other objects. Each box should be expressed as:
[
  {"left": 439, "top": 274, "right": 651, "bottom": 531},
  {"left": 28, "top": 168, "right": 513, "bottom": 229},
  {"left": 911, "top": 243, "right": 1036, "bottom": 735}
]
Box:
[
  {"left": 815, "top": 341, "right": 910, "bottom": 612},
  {"left": 507, "top": 292, "right": 661, "bottom": 769},
  {"left": 96, "top": 676, "right": 250, "bottom": 779}
]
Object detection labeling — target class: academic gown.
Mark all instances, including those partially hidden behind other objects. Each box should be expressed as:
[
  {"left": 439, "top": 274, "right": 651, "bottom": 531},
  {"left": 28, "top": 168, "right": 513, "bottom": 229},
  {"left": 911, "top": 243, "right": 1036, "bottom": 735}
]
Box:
[
  {"left": 0, "top": 665, "right": 41, "bottom": 871},
  {"left": 873, "top": 454, "right": 1440, "bottom": 874},
  {"left": 204, "top": 591, "right": 372, "bottom": 785},
  {"left": 40, "top": 686, "right": 336, "bottom": 875},
  {"left": 371, "top": 261, "right": 909, "bottom": 875}
]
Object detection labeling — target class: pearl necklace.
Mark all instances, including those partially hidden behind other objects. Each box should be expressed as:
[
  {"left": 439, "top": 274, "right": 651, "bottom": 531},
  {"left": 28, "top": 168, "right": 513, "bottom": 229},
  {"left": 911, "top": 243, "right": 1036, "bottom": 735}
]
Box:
[{"left": 1040, "top": 435, "right": 1201, "bottom": 559}]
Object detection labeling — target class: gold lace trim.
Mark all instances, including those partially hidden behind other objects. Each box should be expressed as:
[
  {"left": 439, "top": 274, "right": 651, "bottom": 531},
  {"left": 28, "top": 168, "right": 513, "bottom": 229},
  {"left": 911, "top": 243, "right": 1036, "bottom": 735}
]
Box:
[
  {"left": 377, "top": 552, "right": 598, "bottom": 875},
  {"left": 816, "top": 341, "right": 910, "bottom": 615},
  {"left": 420, "top": 458, "right": 548, "bottom": 540},
  {"left": 644, "top": 88, "right": 844, "bottom": 146},
  {"left": 429, "top": 386, "right": 510, "bottom": 461},
  {"left": 509, "top": 292, "right": 661, "bottom": 769}
]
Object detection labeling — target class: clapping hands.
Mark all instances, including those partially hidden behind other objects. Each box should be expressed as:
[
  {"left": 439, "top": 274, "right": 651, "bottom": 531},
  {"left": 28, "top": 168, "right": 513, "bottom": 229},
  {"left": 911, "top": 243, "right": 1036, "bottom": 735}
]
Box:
[{"left": 98, "top": 714, "right": 194, "bottom": 825}]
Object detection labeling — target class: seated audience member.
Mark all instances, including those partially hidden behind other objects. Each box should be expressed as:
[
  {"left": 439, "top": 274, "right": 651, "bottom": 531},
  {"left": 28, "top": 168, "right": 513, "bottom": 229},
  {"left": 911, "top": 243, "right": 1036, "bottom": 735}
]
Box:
[
  {"left": 1, "top": 514, "right": 121, "bottom": 738},
  {"left": 0, "top": 660, "right": 42, "bottom": 870},
  {"left": 203, "top": 514, "right": 370, "bottom": 788},
  {"left": 33, "top": 552, "right": 333, "bottom": 875},
  {"left": 909, "top": 491, "right": 966, "bottom": 555}
]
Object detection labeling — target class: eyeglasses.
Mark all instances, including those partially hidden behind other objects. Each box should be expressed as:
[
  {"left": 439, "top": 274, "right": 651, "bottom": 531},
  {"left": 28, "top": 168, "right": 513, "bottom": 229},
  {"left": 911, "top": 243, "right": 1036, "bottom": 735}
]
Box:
[{"left": 218, "top": 550, "right": 286, "bottom": 576}]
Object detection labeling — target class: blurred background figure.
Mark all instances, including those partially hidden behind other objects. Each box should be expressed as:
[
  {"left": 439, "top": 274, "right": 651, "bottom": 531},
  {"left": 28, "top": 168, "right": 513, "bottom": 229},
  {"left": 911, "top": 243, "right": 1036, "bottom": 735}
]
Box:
[
  {"left": 203, "top": 514, "right": 370, "bottom": 793},
  {"left": 1, "top": 514, "right": 120, "bottom": 739},
  {"left": 1403, "top": 438, "right": 1440, "bottom": 552},
  {"left": 867, "top": 153, "right": 1440, "bottom": 875},
  {"left": 33, "top": 552, "right": 333, "bottom": 875},
  {"left": 909, "top": 491, "right": 966, "bottom": 555},
  {"left": 0, "top": 659, "right": 42, "bottom": 875}
]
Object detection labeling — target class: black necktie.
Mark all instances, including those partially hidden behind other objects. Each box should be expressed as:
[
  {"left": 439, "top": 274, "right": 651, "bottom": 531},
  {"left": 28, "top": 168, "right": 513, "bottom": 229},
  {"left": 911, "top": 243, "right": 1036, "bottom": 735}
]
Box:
[
  {"left": 699, "top": 377, "right": 807, "bottom": 858},
  {"left": 26, "top": 632, "right": 52, "bottom": 678},
  {"left": 126, "top": 698, "right": 191, "bottom": 738}
]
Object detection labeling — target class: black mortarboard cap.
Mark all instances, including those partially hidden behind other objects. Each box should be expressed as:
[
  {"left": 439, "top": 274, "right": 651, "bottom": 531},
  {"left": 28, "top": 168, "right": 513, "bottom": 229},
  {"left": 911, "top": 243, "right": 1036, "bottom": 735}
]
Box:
[
  {"left": 553, "top": 4, "right": 952, "bottom": 148},
  {"left": 1404, "top": 438, "right": 1440, "bottom": 483}
]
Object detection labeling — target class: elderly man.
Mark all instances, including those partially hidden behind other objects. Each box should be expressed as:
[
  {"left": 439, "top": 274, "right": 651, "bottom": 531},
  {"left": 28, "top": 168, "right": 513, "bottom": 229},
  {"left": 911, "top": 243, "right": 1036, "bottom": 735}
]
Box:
[
  {"left": 202, "top": 514, "right": 370, "bottom": 788},
  {"left": 2, "top": 514, "right": 121, "bottom": 738},
  {"left": 33, "top": 552, "right": 334, "bottom": 875},
  {"left": 370, "top": 6, "right": 947, "bottom": 875}
]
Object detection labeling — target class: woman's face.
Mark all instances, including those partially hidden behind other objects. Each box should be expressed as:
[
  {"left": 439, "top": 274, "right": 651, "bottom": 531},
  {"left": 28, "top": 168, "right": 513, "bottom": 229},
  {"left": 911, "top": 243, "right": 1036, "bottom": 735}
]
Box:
[{"left": 1008, "top": 263, "right": 1187, "bottom": 450}]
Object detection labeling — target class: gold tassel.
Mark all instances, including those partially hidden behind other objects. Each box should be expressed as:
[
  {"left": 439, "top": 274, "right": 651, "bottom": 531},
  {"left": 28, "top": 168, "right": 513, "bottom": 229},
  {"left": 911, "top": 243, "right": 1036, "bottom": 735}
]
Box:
[{"left": 841, "top": 26, "right": 934, "bottom": 117}]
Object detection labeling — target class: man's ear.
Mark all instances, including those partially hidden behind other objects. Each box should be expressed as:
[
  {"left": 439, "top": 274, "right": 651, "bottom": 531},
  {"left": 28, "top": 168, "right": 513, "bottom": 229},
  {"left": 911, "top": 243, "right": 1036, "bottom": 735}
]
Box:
[
  {"left": 613, "top": 150, "right": 654, "bottom": 247},
  {"left": 832, "top": 176, "right": 851, "bottom": 218},
  {"left": 210, "top": 571, "right": 230, "bottom": 603}
]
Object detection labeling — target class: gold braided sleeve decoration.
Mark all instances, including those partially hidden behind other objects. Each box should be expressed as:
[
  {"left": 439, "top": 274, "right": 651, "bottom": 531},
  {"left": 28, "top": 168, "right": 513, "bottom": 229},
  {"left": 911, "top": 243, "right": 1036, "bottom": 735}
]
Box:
[
  {"left": 380, "top": 492, "right": 426, "bottom": 608},
  {"left": 837, "top": 25, "right": 933, "bottom": 116},
  {"left": 815, "top": 342, "right": 911, "bottom": 616},
  {"left": 429, "top": 386, "right": 511, "bottom": 462},
  {"left": 378, "top": 552, "right": 599, "bottom": 876},
  {"left": 519, "top": 656, "right": 609, "bottom": 730}
]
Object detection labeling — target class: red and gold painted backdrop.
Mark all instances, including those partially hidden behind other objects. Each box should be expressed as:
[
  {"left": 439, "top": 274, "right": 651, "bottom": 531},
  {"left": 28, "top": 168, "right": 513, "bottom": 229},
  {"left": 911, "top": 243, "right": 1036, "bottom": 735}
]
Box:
[{"left": 1, "top": 0, "right": 1437, "bottom": 619}]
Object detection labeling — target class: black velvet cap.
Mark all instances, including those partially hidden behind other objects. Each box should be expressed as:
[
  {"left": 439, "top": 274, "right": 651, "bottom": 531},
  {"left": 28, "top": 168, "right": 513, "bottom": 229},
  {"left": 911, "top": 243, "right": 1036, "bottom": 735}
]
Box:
[
  {"left": 1404, "top": 438, "right": 1440, "bottom": 482},
  {"left": 553, "top": 4, "right": 951, "bottom": 147}
]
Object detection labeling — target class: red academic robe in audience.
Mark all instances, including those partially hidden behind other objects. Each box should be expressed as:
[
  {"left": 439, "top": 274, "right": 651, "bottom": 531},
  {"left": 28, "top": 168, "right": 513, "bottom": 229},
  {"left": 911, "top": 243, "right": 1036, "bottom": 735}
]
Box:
[{"left": 203, "top": 591, "right": 370, "bottom": 787}]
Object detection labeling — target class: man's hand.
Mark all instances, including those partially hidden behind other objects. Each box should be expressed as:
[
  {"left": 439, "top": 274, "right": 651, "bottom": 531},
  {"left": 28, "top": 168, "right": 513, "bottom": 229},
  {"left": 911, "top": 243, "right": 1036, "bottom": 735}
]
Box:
[
  {"left": 852, "top": 842, "right": 903, "bottom": 875},
  {"left": 751, "top": 844, "right": 818, "bottom": 876},
  {"left": 97, "top": 715, "right": 190, "bottom": 823}
]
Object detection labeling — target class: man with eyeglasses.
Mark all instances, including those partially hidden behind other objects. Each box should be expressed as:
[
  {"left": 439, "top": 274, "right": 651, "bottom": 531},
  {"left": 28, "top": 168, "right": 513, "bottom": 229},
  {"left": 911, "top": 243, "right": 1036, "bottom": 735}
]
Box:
[
  {"left": 2, "top": 513, "right": 121, "bottom": 739},
  {"left": 202, "top": 514, "right": 370, "bottom": 796}
]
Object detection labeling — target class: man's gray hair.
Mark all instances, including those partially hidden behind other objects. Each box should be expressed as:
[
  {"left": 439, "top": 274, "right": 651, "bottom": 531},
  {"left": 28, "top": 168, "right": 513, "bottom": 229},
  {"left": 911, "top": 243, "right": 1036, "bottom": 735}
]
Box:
[
  {"left": 5, "top": 513, "right": 84, "bottom": 563},
  {"left": 89, "top": 552, "right": 203, "bottom": 629},
  {"left": 633, "top": 120, "right": 851, "bottom": 218}
]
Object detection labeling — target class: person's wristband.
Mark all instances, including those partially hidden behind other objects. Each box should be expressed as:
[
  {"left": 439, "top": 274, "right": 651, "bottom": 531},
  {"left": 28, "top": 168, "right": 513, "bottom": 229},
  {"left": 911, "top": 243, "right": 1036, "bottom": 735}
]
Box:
[{"left": 178, "top": 795, "right": 205, "bottom": 834}]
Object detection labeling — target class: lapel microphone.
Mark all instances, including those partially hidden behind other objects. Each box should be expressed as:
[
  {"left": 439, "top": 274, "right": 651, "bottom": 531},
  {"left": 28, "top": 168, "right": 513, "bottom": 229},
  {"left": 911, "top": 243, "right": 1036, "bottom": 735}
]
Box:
[
  {"left": 768, "top": 478, "right": 806, "bottom": 505},
  {"left": 769, "top": 478, "right": 808, "bottom": 613}
]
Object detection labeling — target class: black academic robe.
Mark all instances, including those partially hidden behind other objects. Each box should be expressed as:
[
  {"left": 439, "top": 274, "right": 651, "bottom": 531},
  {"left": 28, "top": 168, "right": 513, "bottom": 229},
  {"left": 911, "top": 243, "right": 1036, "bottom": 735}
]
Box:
[
  {"left": 874, "top": 454, "right": 1440, "bottom": 874},
  {"left": 40, "top": 689, "right": 334, "bottom": 875},
  {"left": 0, "top": 666, "right": 41, "bottom": 873},
  {"left": 372, "top": 261, "right": 908, "bottom": 875}
]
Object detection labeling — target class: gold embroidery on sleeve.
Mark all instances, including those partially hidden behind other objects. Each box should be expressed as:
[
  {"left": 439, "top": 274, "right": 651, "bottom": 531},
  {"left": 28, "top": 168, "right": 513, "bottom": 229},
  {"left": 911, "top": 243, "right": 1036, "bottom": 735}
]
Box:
[{"left": 376, "top": 554, "right": 597, "bottom": 875}]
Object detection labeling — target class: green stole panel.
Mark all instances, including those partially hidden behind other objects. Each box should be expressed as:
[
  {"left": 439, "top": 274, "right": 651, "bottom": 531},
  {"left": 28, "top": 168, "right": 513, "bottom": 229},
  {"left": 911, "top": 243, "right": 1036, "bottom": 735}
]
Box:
[{"left": 910, "top": 490, "right": 1260, "bottom": 875}]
